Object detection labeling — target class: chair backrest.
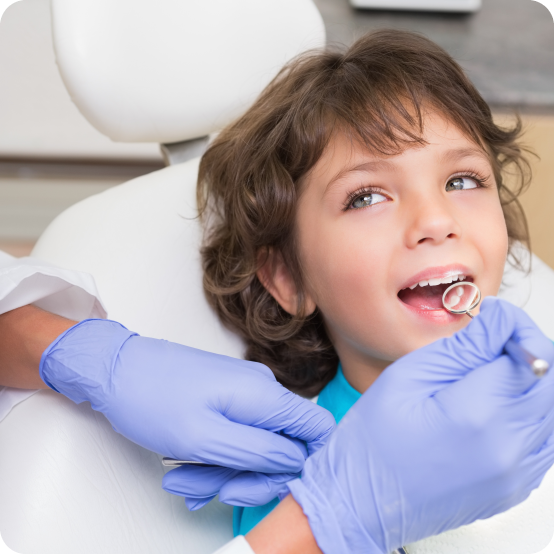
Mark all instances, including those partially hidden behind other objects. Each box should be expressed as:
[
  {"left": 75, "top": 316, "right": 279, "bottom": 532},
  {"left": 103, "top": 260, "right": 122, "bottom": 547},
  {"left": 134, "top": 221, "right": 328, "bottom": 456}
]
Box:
[{"left": 51, "top": 0, "right": 325, "bottom": 144}]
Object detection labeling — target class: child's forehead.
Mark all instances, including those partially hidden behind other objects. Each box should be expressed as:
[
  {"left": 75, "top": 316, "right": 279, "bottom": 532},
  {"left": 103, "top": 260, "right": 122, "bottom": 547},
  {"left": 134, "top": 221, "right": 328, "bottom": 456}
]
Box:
[
  {"left": 302, "top": 114, "right": 493, "bottom": 188},
  {"left": 323, "top": 112, "right": 491, "bottom": 166}
]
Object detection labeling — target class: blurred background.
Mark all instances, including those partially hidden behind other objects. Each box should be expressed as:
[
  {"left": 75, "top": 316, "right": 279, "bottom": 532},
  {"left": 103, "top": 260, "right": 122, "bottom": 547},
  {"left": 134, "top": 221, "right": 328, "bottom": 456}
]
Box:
[{"left": 0, "top": 0, "right": 553, "bottom": 266}]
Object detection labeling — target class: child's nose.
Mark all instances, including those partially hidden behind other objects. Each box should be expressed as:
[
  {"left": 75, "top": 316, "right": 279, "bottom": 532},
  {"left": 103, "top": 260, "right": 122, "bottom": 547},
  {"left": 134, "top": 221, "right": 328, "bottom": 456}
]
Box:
[{"left": 404, "top": 195, "right": 462, "bottom": 249}]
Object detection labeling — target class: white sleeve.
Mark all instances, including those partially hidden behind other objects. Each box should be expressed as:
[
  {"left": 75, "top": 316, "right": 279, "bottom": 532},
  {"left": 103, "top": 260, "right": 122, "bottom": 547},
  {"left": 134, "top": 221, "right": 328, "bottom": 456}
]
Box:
[
  {"left": 212, "top": 537, "right": 255, "bottom": 554},
  {"left": 0, "top": 250, "right": 107, "bottom": 422},
  {"left": 0, "top": 251, "right": 106, "bottom": 321}
]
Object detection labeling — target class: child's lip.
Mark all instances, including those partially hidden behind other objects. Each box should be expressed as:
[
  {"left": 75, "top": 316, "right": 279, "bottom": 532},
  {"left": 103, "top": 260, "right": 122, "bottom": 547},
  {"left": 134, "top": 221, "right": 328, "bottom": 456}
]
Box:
[
  {"left": 398, "top": 264, "right": 474, "bottom": 293},
  {"left": 399, "top": 302, "right": 464, "bottom": 322}
]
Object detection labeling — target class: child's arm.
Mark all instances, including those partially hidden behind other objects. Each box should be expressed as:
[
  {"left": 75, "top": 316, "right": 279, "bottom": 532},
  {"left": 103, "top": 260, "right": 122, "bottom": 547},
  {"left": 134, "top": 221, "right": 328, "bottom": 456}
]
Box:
[
  {"left": 0, "top": 305, "right": 74, "bottom": 389},
  {"left": 246, "top": 495, "right": 322, "bottom": 554}
]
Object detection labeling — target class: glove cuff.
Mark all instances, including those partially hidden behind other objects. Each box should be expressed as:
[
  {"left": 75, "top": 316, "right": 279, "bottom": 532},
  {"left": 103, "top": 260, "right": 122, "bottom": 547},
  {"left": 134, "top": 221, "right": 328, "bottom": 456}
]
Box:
[
  {"left": 39, "top": 319, "right": 137, "bottom": 410},
  {"left": 287, "top": 478, "right": 384, "bottom": 554}
]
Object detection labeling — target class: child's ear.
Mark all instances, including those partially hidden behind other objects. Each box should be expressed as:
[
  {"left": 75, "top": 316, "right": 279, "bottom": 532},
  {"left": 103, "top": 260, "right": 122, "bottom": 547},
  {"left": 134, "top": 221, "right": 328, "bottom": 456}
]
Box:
[{"left": 256, "top": 248, "right": 316, "bottom": 317}]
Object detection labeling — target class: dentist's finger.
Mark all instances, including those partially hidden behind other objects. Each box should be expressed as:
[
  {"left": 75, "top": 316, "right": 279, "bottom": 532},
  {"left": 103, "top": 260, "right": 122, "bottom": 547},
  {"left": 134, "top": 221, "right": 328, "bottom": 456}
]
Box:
[
  {"left": 228, "top": 384, "right": 336, "bottom": 456},
  {"left": 433, "top": 355, "right": 550, "bottom": 433},
  {"left": 507, "top": 317, "right": 554, "bottom": 378},
  {"left": 447, "top": 297, "right": 531, "bottom": 367},
  {"left": 515, "top": 397, "right": 554, "bottom": 457},
  {"left": 162, "top": 465, "right": 240, "bottom": 500},
  {"left": 511, "top": 359, "right": 554, "bottom": 421},
  {"left": 185, "top": 495, "right": 217, "bottom": 511},
  {"left": 219, "top": 471, "right": 298, "bottom": 507},
  {"left": 386, "top": 298, "right": 540, "bottom": 397},
  {"left": 190, "top": 419, "right": 309, "bottom": 473}
]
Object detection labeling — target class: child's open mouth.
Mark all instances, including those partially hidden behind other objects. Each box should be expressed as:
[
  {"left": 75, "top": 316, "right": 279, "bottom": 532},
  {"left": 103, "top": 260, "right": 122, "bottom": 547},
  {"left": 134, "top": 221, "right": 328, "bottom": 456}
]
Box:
[{"left": 398, "top": 273, "right": 473, "bottom": 311}]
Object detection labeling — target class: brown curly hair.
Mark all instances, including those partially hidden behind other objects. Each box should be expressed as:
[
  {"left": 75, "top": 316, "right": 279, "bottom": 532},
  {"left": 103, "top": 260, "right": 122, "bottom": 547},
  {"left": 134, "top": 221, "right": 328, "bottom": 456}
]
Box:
[{"left": 197, "top": 29, "right": 532, "bottom": 397}]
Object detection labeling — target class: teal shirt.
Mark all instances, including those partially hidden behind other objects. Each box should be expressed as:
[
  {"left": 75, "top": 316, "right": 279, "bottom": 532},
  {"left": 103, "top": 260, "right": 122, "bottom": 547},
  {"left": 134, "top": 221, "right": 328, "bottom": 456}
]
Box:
[{"left": 233, "top": 364, "right": 362, "bottom": 536}]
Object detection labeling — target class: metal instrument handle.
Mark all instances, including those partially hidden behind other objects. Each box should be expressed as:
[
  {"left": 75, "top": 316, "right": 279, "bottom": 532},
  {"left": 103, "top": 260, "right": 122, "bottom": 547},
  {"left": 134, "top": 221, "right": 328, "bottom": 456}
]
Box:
[
  {"left": 162, "top": 457, "right": 218, "bottom": 468},
  {"left": 504, "top": 339, "right": 549, "bottom": 378}
]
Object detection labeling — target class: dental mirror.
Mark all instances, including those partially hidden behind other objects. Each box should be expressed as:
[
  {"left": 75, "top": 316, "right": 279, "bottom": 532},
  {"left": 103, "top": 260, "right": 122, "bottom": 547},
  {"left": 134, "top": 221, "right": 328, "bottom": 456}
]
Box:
[
  {"left": 442, "top": 281, "right": 549, "bottom": 378},
  {"left": 442, "top": 281, "right": 481, "bottom": 318}
]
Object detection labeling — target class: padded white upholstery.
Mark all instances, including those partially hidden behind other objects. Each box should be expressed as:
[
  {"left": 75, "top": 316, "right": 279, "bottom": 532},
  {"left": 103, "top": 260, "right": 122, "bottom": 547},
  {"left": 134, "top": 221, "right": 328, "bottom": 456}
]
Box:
[
  {"left": 51, "top": 0, "right": 325, "bottom": 144},
  {"left": 0, "top": 390, "right": 234, "bottom": 554}
]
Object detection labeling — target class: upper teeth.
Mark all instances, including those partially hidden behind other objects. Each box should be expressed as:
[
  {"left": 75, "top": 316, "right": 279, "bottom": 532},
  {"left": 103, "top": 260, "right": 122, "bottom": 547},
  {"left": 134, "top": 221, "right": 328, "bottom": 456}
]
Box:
[{"left": 409, "top": 274, "right": 466, "bottom": 290}]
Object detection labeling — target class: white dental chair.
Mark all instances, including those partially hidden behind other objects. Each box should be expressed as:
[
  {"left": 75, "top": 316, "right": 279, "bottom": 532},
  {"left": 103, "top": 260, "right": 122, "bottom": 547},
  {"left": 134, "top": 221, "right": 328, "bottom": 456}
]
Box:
[
  {"left": 0, "top": 1, "right": 325, "bottom": 553},
  {"left": 1, "top": 1, "right": 554, "bottom": 553}
]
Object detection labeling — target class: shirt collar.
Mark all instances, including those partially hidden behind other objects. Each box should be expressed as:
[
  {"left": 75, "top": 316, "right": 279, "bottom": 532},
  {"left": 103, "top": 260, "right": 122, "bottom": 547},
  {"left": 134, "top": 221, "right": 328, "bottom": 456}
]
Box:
[{"left": 316, "top": 363, "right": 362, "bottom": 424}]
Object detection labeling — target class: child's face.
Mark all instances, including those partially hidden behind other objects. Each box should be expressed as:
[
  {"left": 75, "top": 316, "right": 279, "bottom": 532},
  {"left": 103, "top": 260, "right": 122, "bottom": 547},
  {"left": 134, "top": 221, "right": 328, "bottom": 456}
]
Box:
[{"left": 294, "top": 112, "right": 509, "bottom": 391}]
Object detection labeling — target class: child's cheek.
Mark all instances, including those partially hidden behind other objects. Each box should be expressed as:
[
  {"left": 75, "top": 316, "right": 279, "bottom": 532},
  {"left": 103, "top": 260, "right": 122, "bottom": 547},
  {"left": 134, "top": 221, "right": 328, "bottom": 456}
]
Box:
[
  {"left": 466, "top": 191, "right": 509, "bottom": 299},
  {"left": 299, "top": 220, "right": 393, "bottom": 344}
]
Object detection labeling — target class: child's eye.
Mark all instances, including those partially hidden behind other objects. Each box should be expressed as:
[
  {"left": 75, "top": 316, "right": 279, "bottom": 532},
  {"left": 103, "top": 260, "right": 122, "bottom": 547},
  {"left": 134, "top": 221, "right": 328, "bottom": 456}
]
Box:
[
  {"left": 445, "top": 176, "right": 480, "bottom": 192},
  {"left": 350, "top": 192, "right": 388, "bottom": 209}
]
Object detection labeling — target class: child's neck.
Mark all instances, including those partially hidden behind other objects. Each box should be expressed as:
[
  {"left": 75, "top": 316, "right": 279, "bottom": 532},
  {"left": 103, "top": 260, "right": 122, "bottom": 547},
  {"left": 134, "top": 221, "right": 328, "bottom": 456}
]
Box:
[{"left": 338, "top": 350, "right": 392, "bottom": 394}]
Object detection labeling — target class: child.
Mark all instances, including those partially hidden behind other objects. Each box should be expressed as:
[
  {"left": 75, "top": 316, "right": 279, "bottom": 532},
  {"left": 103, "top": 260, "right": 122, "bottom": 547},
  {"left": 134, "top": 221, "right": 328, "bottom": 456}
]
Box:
[{"left": 197, "top": 29, "right": 532, "bottom": 535}]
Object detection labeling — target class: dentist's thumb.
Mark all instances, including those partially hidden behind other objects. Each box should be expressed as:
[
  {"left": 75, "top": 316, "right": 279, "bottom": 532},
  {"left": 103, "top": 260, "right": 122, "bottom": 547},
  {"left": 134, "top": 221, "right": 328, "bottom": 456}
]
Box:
[
  {"left": 382, "top": 297, "right": 553, "bottom": 402},
  {"left": 447, "top": 297, "right": 554, "bottom": 370}
]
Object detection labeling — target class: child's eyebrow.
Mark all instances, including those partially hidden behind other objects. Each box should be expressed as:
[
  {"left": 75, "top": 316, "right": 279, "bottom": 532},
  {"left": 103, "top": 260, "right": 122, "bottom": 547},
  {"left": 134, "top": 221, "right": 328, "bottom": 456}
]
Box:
[
  {"left": 439, "top": 147, "right": 491, "bottom": 165},
  {"left": 324, "top": 160, "right": 399, "bottom": 195},
  {"left": 323, "top": 147, "right": 491, "bottom": 196}
]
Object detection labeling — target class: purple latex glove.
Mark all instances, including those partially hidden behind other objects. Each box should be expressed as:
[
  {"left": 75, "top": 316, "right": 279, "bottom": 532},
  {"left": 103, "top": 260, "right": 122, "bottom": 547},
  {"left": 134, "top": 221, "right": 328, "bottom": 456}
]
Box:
[
  {"left": 286, "top": 298, "right": 554, "bottom": 553},
  {"left": 39, "top": 319, "right": 335, "bottom": 508}
]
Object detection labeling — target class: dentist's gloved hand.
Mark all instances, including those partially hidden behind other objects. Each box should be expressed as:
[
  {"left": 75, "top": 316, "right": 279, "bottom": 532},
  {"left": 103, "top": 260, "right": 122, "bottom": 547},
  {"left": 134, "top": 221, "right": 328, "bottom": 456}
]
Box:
[
  {"left": 39, "top": 319, "right": 335, "bottom": 509},
  {"left": 285, "top": 298, "right": 554, "bottom": 554}
]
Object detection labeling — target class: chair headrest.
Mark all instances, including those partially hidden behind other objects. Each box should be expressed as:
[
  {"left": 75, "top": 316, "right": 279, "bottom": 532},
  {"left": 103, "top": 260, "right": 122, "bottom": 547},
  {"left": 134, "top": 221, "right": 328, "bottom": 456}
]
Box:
[{"left": 51, "top": 0, "right": 325, "bottom": 144}]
